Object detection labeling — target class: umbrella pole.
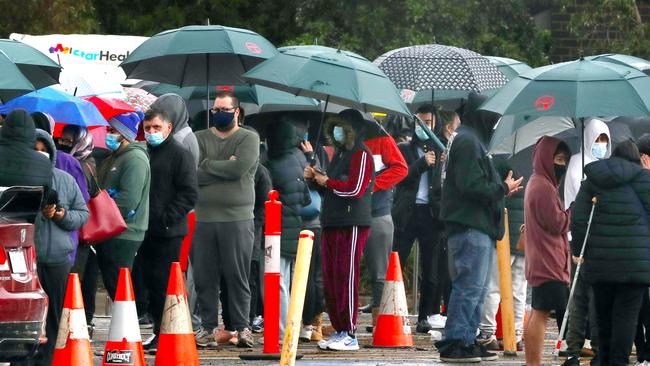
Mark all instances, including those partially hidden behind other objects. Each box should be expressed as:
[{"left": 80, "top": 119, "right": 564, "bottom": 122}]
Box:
[
  {"left": 581, "top": 117, "right": 585, "bottom": 178},
  {"left": 206, "top": 53, "right": 210, "bottom": 130},
  {"left": 311, "top": 95, "right": 330, "bottom": 166}
]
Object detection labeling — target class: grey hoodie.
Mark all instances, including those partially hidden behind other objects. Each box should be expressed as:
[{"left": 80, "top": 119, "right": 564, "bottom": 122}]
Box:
[
  {"left": 34, "top": 130, "right": 89, "bottom": 265},
  {"left": 150, "top": 93, "right": 200, "bottom": 166}
]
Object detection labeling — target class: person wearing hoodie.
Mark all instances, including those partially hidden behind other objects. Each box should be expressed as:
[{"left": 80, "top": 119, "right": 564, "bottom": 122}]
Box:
[
  {"left": 136, "top": 109, "right": 198, "bottom": 352},
  {"left": 0, "top": 109, "right": 52, "bottom": 190},
  {"left": 33, "top": 130, "right": 89, "bottom": 366},
  {"left": 562, "top": 118, "right": 610, "bottom": 366},
  {"left": 347, "top": 109, "right": 407, "bottom": 332},
  {"left": 304, "top": 112, "right": 374, "bottom": 351},
  {"left": 265, "top": 115, "right": 311, "bottom": 339},
  {"left": 393, "top": 104, "right": 447, "bottom": 334},
  {"left": 149, "top": 93, "right": 200, "bottom": 165},
  {"left": 437, "top": 93, "right": 522, "bottom": 363},
  {"left": 571, "top": 140, "right": 650, "bottom": 366},
  {"left": 96, "top": 111, "right": 151, "bottom": 300},
  {"left": 524, "top": 136, "right": 572, "bottom": 366}
]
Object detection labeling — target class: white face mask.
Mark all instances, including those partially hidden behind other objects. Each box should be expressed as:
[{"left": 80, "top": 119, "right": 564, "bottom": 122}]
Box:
[{"left": 37, "top": 150, "right": 50, "bottom": 159}]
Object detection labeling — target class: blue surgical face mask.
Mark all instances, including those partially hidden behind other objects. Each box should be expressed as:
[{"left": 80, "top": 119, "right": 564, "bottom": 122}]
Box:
[
  {"left": 332, "top": 126, "right": 345, "bottom": 143},
  {"left": 414, "top": 125, "right": 429, "bottom": 141},
  {"left": 591, "top": 142, "right": 607, "bottom": 160},
  {"left": 209, "top": 111, "right": 236, "bottom": 131},
  {"left": 145, "top": 131, "right": 165, "bottom": 147},
  {"left": 105, "top": 133, "right": 122, "bottom": 151}
]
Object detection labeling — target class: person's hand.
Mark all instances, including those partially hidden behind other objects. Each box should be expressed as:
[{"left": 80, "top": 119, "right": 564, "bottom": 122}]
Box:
[
  {"left": 300, "top": 140, "right": 313, "bottom": 154},
  {"left": 642, "top": 154, "right": 650, "bottom": 170},
  {"left": 424, "top": 151, "right": 436, "bottom": 166},
  {"left": 53, "top": 208, "right": 65, "bottom": 221},
  {"left": 572, "top": 256, "right": 583, "bottom": 265},
  {"left": 440, "top": 152, "right": 446, "bottom": 162},
  {"left": 504, "top": 170, "right": 524, "bottom": 197},
  {"left": 41, "top": 204, "right": 56, "bottom": 219},
  {"left": 304, "top": 165, "right": 316, "bottom": 180},
  {"left": 229, "top": 155, "right": 237, "bottom": 161},
  {"left": 313, "top": 171, "right": 329, "bottom": 186}
]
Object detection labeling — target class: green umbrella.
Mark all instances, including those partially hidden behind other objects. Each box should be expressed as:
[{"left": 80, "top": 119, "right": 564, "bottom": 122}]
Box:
[
  {"left": 120, "top": 25, "right": 277, "bottom": 86},
  {"left": 242, "top": 45, "right": 411, "bottom": 117},
  {"left": 481, "top": 58, "right": 650, "bottom": 119},
  {"left": 0, "top": 39, "right": 62, "bottom": 102},
  {"left": 486, "top": 56, "right": 533, "bottom": 81},
  {"left": 586, "top": 53, "right": 650, "bottom": 75},
  {"left": 483, "top": 57, "right": 650, "bottom": 171}
]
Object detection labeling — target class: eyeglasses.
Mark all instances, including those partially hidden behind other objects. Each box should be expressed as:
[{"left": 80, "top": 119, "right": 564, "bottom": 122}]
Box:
[{"left": 211, "top": 107, "right": 236, "bottom": 113}]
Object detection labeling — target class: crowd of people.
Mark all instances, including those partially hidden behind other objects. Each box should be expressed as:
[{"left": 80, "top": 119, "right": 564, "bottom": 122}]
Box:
[{"left": 0, "top": 86, "right": 649, "bottom": 366}]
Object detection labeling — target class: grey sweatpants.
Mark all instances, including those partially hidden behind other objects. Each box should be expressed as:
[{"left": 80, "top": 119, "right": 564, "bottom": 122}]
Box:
[
  {"left": 362, "top": 215, "right": 394, "bottom": 308},
  {"left": 190, "top": 220, "right": 254, "bottom": 331}
]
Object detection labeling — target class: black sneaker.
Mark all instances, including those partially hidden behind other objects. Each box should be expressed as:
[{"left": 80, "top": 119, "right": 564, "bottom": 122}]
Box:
[
  {"left": 562, "top": 356, "right": 581, "bottom": 366},
  {"left": 474, "top": 343, "right": 498, "bottom": 361},
  {"left": 358, "top": 303, "right": 372, "bottom": 313},
  {"left": 143, "top": 334, "right": 158, "bottom": 354},
  {"left": 439, "top": 341, "right": 481, "bottom": 363},
  {"left": 415, "top": 319, "right": 432, "bottom": 334}
]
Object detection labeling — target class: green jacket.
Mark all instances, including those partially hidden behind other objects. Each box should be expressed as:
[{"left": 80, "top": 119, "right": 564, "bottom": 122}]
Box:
[
  {"left": 97, "top": 142, "right": 151, "bottom": 242},
  {"left": 441, "top": 126, "right": 507, "bottom": 240}
]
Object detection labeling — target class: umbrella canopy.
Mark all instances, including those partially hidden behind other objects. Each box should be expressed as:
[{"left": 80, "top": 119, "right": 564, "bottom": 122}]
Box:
[
  {"left": 0, "top": 51, "right": 38, "bottom": 102},
  {"left": 489, "top": 116, "right": 576, "bottom": 155},
  {"left": 0, "top": 86, "right": 107, "bottom": 127},
  {"left": 122, "top": 87, "right": 157, "bottom": 111},
  {"left": 586, "top": 54, "right": 650, "bottom": 75},
  {"left": 120, "top": 25, "right": 277, "bottom": 86},
  {"left": 243, "top": 45, "right": 411, "bottom": 117},
  {"left": 374, "top": 44, "right": 508, "bottom": 93},
  {"left": 84, "top": 96, "right": 136, "bottom": 121},
  {"left": 486, "top": 56, "right": 533, "bottom": 81},
  {"left": 59, "top": 68, "right": 126, "bottom": 99},
  {"left": 137, "top": 82, "right": 320, "bottom": 113},
  {"left": 0, "top": 39, "right": 61, "bottom": 88},
  {"left": 480, "top": 58, "right": 650, "bottom": 119}
]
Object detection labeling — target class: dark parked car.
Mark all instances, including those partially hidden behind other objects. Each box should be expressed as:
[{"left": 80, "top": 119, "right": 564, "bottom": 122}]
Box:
[{"left": 0, "top": 187, "right": 48, "bottom": 362}]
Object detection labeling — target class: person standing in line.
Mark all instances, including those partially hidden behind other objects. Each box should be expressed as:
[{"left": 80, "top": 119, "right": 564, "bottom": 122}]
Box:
[
  {"left": 524, "top": 136, "right": 572, "bottom": 366},
  {"left": 571, "top": 140, "right": 650, "bottom": 366},
  {"left": 138, "top": 109, "right": 198, "bottom": 353},
  {"left": 191, "top": 91, "right": 259, "bottom": 348},
  {"left": 305, "top": 112, "right": 374, "bottom": 351},
  {"left": 96, "top": 111, "right": 151, "bottom": 300}
]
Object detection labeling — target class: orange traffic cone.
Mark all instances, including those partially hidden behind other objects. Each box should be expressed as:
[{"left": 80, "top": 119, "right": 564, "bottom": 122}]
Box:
[
  {"left": 154, "top": 262, "right": 199, "bottom": 366},
  {"left": 372, "top": 252, "right": 414, "bottom": 348},
  {"left": 52, "top": 273, "right": 93, "bottom": 365},
  {"left": 102, "top": 268, "right": 145, "bottom": 366}
]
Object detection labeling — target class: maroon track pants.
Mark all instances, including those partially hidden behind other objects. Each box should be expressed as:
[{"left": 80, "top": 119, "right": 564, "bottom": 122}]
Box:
[{"left": 321, "top": 225, "right": 371, "bottom": 333}]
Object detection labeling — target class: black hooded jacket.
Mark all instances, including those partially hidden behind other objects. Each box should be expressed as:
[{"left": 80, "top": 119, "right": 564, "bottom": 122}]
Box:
[
  {"left": 0, "top": 110, "right": 52, "bottom": 191},
  {"left": 440, "top": 93, "right": 507, "bottom": 240},
  {"left": 265, "top": 119, "right": 310, "bottom": 257}
]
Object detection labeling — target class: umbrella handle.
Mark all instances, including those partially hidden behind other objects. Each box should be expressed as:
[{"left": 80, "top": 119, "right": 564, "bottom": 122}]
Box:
[{"left": 311, "top": 95, "right": 330, "bottom": 166}]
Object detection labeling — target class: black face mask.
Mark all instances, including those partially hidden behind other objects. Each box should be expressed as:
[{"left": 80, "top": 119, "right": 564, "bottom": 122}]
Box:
[
  {"left": 554, "top": 163, "right": 567, "bottom": 182},
  {"left": 57, "top": 142, "right": 72, "bottom": 154}
]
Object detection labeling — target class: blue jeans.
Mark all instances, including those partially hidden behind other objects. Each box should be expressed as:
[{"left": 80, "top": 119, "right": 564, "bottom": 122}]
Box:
[{"left": 444, "top": 228, "right": 495, "bottom": 344}]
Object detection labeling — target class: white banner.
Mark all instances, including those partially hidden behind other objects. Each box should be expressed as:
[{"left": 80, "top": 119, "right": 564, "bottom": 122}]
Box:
[{"left": 10, "top": 33, "right": 148, "bottom": 83}]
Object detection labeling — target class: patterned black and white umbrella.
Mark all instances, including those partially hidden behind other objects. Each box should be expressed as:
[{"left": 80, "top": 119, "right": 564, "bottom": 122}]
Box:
[{"left": 374, "top": 44, "right": 508, "bottom": 93}]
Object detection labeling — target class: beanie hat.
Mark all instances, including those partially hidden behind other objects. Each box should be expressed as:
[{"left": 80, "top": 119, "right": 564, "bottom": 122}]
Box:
[{"left": 108, "top": 111, "right": 144, "bottom": 142}]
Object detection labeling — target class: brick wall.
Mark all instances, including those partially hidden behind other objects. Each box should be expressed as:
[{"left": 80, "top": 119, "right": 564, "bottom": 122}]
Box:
[{"left": 549, "top": 1, "right": 650, "bottom": 62}]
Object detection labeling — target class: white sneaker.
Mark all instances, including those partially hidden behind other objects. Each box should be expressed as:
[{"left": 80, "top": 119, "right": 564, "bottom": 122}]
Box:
[
  {"left": 318, "top": 331, "right": 344, "bottom": 350},
  {"left": 300, "top": 325, "right": 313, "bottom": 341},
  {"left": 427, "top": 314, "right": 446, "bottom": 329},
  {"left": 327, "top": 333, "right": 360, "bottom": 351}
]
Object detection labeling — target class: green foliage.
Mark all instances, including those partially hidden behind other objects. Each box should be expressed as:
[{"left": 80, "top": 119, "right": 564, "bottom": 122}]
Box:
[
  {"left": 0, "top": 0, "right": 98, "bottom": 37},
  {"left": 559, "top": 0, "right": 650, "bottom": 59}
]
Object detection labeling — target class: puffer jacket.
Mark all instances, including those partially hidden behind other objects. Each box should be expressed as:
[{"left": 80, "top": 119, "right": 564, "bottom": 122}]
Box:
[
  {"left": 571, "top": 156, "right": 650, "bottom": 285},
  {"left": 266, "top": 119, "right": 310, "bottom": 257},
  {"left": 493, "top": 155, "right": 525, "bottom": 256},
  {"left": 34, "top": 130, "right": 89, "bottom": 264}
]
